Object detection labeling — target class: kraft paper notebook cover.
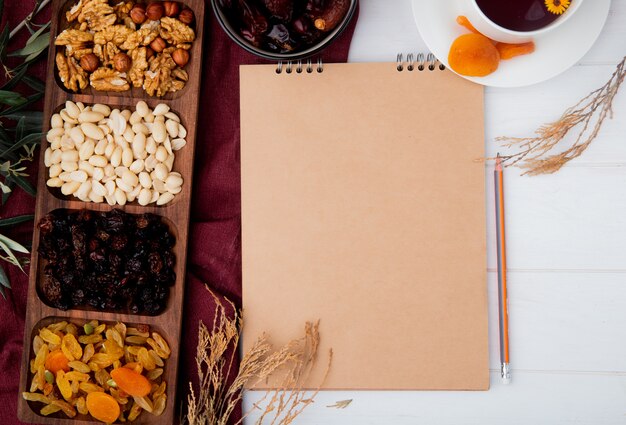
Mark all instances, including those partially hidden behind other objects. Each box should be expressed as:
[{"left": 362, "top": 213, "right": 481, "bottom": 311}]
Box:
[{"left": 240, "top": 60, "right": 488, "bottom": 390}]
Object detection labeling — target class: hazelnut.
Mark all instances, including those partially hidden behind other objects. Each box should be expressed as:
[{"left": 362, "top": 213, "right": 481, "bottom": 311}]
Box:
[
  {"left": 172, "top": 48, "right": 189, "bottom": 67},
  {"left": 145, "top": 47, "right": 155, "bottom": 60},
  {"left": 113, "top": 52, "right": 132, "bottom": 72},
  {"left": 178, "top": 8, "right": 194, "bottom": 24},
  {"left": 163, "top": 1, "right": 179, "bottom": 17},
  {"left": 150, "top": 37, "right": 166, "bottom": 53},
  {"left": 79, "top": 53, "right": 99, "bottom": 72},
  {"left": 130, "top": 4, "right": 146, "bottom": 24},
  {"left": 146, "top": 2, "right": 164, "bottom": 20}
]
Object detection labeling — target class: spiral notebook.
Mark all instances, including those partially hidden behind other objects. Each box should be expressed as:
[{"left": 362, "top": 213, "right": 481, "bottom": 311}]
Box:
[{"left": 240, "top": 56, "right": 489, "bottom": 390}]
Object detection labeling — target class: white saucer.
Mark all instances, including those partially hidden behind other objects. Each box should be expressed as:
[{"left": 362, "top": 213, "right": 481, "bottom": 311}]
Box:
[{"left": 412, "top": 0, "right": 611, "bottom": 87}]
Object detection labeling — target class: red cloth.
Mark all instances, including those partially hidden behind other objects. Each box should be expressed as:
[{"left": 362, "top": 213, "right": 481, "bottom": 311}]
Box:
[{"left": 0, "top": 1, "right": 357, "bottom": 423}]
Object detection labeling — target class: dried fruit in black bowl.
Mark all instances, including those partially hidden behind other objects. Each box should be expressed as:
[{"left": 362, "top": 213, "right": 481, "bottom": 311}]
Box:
[
  {"left": 38, "top": 209, "right": 176, "bottom": 315},
  {"left": 218, "top": 0, "right": 350, "bottom": 54}
]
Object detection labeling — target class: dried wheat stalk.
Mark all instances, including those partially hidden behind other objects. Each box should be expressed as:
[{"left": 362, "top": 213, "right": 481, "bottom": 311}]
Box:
[
  {"left": 184, "top": 287, "right": 331, "bottom": 425},
  {"left": 497, "top": 55, "right": 625, "bottom": 175}
]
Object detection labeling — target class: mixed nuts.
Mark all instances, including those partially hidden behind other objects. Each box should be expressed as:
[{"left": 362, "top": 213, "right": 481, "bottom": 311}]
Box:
[{"left": 55, "top": 0, "right": 196, "bottom": 96}]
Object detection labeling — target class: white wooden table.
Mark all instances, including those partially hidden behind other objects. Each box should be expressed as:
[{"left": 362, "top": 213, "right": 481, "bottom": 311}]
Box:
[{"left": 245, "top": 1, "right": 626, "bottom": 423}]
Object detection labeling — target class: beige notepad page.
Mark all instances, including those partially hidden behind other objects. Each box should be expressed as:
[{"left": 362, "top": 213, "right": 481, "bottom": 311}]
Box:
[{"left": 240, "top": 62, "right": 488, "bottom": 390}]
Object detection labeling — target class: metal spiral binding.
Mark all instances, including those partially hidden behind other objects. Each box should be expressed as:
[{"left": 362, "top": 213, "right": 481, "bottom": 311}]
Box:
[
  {"left": 276, "top": 59, "right": 322, "bottom": 74},
  {"left": 396, "top": 52, "right": 445, "bottom": 72}
]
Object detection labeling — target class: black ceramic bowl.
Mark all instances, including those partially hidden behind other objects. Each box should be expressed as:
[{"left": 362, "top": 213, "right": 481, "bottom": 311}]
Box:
[{"left": 211, "top": 0, "right": 358, "bottom": 60}]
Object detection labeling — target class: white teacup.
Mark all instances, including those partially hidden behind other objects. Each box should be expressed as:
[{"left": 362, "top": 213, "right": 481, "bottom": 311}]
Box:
[{"left": 464, "top": 0, "right": 584, "bottom": 43}]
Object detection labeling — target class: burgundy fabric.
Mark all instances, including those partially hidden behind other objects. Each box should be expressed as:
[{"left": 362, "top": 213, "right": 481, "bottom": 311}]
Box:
[{"left": 0, "top": 1, "right": 358, "bottom": 423}]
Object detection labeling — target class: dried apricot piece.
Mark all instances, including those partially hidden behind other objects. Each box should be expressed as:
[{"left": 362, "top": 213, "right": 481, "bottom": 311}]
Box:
[
  {"left": 45, "top": 349, "right": 70, "bottom": 374},
  {"left": 110, "top": 367, "right": 152, "bottom": 397},
  {"left": 86, "top": 392, "right": 120, "bottom": 423},
  {"left": 456, "top": 15, "right": 479, "bottom": 34},
  {"left": 496, "top": 42, "right": 535, "bottom": 60},
  {"left": 448, "top": 33, "right": 500, "bottom": 77}
]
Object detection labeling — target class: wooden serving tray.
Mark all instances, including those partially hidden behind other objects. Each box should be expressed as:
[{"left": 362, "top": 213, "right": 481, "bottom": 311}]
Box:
[{"left": 17, "top": 0, "right": 204, "bottom": 423}]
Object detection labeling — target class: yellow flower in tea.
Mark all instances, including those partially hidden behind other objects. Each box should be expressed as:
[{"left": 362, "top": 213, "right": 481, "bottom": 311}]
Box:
[{"left": 545, "top": 0, "right": 571, "bottom": 15}]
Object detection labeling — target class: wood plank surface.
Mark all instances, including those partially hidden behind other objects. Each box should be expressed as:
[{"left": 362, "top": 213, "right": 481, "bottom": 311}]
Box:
[{"left": 16, "top": 0, "right": 204, "bottom": 423}]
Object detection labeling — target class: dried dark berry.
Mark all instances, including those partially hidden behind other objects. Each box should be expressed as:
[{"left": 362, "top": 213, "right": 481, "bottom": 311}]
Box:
[{"left": 37, "top": 208, "right": 176, "bottom": 315}]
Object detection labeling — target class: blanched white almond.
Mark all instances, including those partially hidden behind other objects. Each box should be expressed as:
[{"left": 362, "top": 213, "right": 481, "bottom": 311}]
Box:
[
  {"left": 145, "top": 137, "right": 157, "bottom": 155},
  {"left": 61, "top": 161, "right": 79, "bottom": 172},
  {"left": 47, "top": 177, "right": 63, "bottom": 187},
  {"left": 51, "top": 114, "right": 63, "bottom": 128},
  {"left": 164, "top": 112, "right": 180, "bottom": 122},
  {"left": 69, "top": 170, "right": 88, "bottom": 182},
  {"left": 92, "top": 104, "right": 111, "bottom": 116},
  {"left": 111, "top": 112, "right": 127, "bottom": 136},
  {"left": 60, "top": 110, "right": 77, "bottom": 125},
  {"left": 171, "top": 138, "right": 186, "bottom": 151},
  {"left": 105, "top": 180, "right": 116, "bottom": 196},
  {"left": 165, "top": 119, "right": 178, "bottom": 138},
  {"left": 78, "top": 110, "right": 104, "bottom": 123},
  {"left": 120, "top": 109, "right": 131, "bottom": 122},
  {"left": 81, "top": 122, "right": 104, "bottom": 140},
  {"left": 150, "top": 190, "right": 160, "bottom": 203},
  {"left": 130, "top": 159, "right": 144, "bottom": 174},
  {"left": 104, "top": 142, "right": 116, "bottom": 159},
  {"left": 58, "top": 172, "right": 72, "bottom": 182},
  {"left": 177, "top": 124, "right": 187, "bottom": 138},
  {"left": 136, "top": 101, "right": 149, "bottom": 117},
  {"left": 121, "top": 169, "right": 139, "bottom": 187},
  {"left": 156, "top": 192, "right": 174, "bottom": 205},
  {"left": 105, "top": 193, "right": 116, "bottom": 205},
  {"left": 128, "top": 184, "right": 141, "bottom": 202},
  {"left": 165, "top": 174, "right": 183, "bottom": 189},
  {"left": 152, "top": 121, "right": 166, "bottom": 143},
  {"left": 92, "top": 180, "right": 107, "bottom": 197},
  {"left": 129, "top": 111, "right": 142, "bottom": 125},
  {"left": 46, "top": 127, "right": 65, "bottom": 143},
  {"left": 94, "top": 139, "right": 107, "bottom": 155},
  {"left": 123, "top": 126, "right": 134, "bottom": 143},
  {"left": 132, "top": 133, "right": 146, "bottom": 154},
  {"left": 44, "top": 148, "right": 53, "bottom": 167},
  {"left": 49, "top": 164, "right": 62, "bottom": 178},
  {"left": 78, "top": 161, "right": 94, "bottom": 176},
  {"left": 93, "top": 167, "right": 104, "bottom": 181},
  {"left": 168, "top": 185, "right": 182, "bottom": 195},
  {"left": 116, "top": 177, "right": 133, "bottom": 193},
  {"left": 153, "top": 103, "right": 169, "bottom": 116},
  {"left": 69, "top": 127, "right": 84, "bottom": 145},
  {"left": 88, "top": 192, "right": 104, "bottom": 203},
  {"left": 164, "top": 139, "right": 173, "bottom": 155},
  {"left": 144, "top": 112, "right": 155, "bottom": 123},
  {"left": 144, "top": 154, "right": 157, "bottom": 171},
  {"left": 132, "top": 123, "right": 149, "bottom": 135},
  {"left": 138, "top": 188, "right": 152, "bottom": 205},
  {"left": 51, "top": 137, "right": 62, "bottom": 151},
  {"left": 104, "top": 164, "right": 115, "bottom": 177},
  {"left": 139, "top": 171, "right": 151, "bottom": 189},
  {"left": 61, "top": 181, "right": 80, "bottom": 195},
  {"left": 122, "top": 147, "right": 134, "bottom": 167},
  {"left": 76, "top": 102, "right": 85, "bottom": 112},
  {"left": 111, "top": 146, "right": 122, "bottom": 167},
  {"left": 114, "top": 188, "right": 127, "bottom": 205},
  {"left": 50, "top": 150, "right": 62, "bottom": 165},
  {"left": 65, "top": 101, "right": 80, "bottom": 119},
  {"left": 155, "top": 146, "right": 168, "bottom": 162},
  {"left": 154, "top": 163, "right": 168, "bottom": 181},
  {"left": 152, "top": 178, "right": 166, "bottom": 193},
  {"left": 164, "top": 154, "right": 174, "bottom": 172},
  {"left": 89, "top": 155, "right": 107, "bottom": 167},
  {"left": 76, "top": 180, "right": 92, "bottom": 199},
  {"left": 79, "top": 139, "right": 95, "bottom": 160}
]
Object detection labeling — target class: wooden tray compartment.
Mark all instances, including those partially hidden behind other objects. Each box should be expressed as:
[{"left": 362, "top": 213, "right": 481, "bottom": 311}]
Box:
[
  {"left": 23, "top": 315, "right": 175, "bottom": 424},
  {"left": 17, "top": 0, "right": 204, "bottom": 422}
]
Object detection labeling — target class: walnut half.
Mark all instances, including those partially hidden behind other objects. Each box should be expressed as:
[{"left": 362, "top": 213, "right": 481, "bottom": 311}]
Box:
[
  {"left": 89, "top": 67, "right": 130, "bottom": 92},
  {"left": 56, "top": 51, "right": 88, "bottom": 92}
]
